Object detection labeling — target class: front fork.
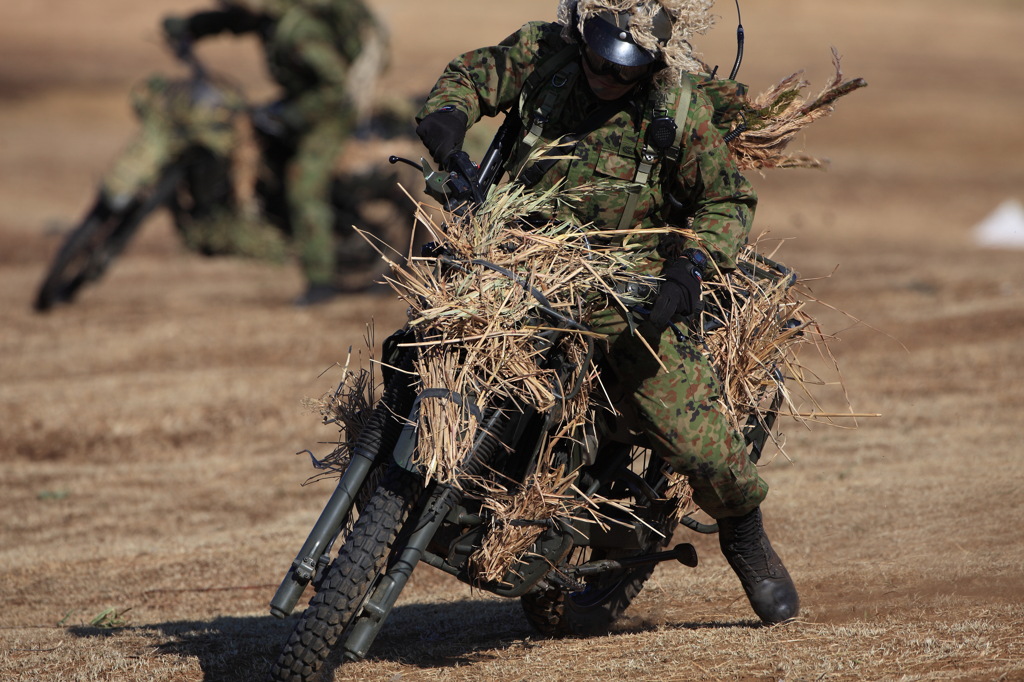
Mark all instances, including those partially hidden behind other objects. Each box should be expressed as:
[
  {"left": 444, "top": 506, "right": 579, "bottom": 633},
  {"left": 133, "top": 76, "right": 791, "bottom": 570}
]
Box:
[
  {"left": 341, "top": 481, "right": 460, "bottom": 661},
  {"left": 268, "top": 447, "right": 378, "bottom": 619},
  {"left": 271, "top": 332, "right": 416, "bottom": 618},
  {"left": 341, "top": 404, "right": 513, "bottom": 660}
]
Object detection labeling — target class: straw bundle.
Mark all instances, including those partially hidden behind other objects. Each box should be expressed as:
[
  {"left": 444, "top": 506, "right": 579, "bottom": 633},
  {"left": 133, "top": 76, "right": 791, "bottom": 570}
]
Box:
[
  {"left": 380, "top": 180, "right": 691, "bottom": 488},
  {"left": 728, "top": 49, "right": 868, "bottom": 171},
  {"left": 368, "top": 179, "right": 697, "bottom": 580},
  {"left": 407, "top": 199, "right": 581, "bottom": 468},
  {"left": 700, "top": 243, "right": 818, "bottom": 443},
  {"left": 464, "top": 457, "right": 584, "bottom": 584},
  {"left": 301, "top": 348, "right": 378, "bottom": 484},
  {"left": 315, "top": 164, "right": 846, "bottom": 581}
]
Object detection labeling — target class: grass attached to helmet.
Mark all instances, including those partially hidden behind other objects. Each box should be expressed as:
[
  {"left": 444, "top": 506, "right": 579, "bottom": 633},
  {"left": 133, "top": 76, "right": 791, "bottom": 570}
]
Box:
[{"left": 559, "top": 0, "right": 716, "bottom": 82}]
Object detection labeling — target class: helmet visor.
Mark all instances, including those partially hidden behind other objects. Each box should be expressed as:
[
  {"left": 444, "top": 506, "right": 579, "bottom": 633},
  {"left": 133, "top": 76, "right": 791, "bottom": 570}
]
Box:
[
  {"left": 583, "top": 47, "right": 656, "bottom": 84},
  {"left": 581, "top": 13, "right": 658, "bottom": 68}
]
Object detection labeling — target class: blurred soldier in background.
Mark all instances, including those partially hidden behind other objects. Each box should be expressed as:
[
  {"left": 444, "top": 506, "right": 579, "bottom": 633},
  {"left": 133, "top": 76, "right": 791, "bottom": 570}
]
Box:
[
  {"left": 163, "top": 0, "right": 387, "bottom": 305},
  {"left": 103, "top": 73, "right": 241, "bottom": 220}
]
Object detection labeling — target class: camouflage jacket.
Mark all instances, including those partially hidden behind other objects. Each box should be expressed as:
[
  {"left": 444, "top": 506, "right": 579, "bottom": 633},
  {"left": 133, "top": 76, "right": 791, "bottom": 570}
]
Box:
[
  {"left": 184, "top": 2, "right": 370, "bottom": 128},
  {"left": 418, "top": 21, "right": 756, "bottom": 272}
]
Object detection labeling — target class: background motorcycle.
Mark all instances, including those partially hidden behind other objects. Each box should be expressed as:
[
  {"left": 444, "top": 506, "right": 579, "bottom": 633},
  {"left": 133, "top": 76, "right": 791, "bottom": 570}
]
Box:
[{"left": 33, "top": 48, "right": 416, "bottom": 312}]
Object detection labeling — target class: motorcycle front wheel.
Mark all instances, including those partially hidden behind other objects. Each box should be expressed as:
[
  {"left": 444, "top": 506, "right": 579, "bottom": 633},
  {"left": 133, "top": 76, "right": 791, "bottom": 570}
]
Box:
[
  {"left": 269, "top": 466, "right": 422, "bottom": 682},
  {"left": 34, "top": 167, "right": 183, "bottom": 311}
]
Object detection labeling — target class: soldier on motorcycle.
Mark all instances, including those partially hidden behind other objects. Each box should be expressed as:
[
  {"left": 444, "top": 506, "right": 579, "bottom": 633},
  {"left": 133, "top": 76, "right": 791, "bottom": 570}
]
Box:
[
  {"left": 163, "top": 0, "right": 383, "bottom": 305},
  {"left": 415, "top": 0, "right": 799, "bottom": 625}
]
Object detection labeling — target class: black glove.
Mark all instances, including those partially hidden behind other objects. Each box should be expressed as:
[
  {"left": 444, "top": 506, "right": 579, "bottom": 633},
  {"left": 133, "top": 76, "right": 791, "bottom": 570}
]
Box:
[
  {"left": 162, "top": 16, "right": 191, "bottom": 56},
  {"left": 416, "top": 106, "right": 468, "bottom": 166},
  {"left": 648, "top": 256, "right": 705, "bottom": 329}
]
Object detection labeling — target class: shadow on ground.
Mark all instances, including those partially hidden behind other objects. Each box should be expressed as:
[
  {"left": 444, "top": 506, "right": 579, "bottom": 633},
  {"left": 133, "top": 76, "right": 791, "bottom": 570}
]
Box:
[
  {"left": 68, "top": 614, "right": 288, "bottom": 681},
  {"left": 64, "top": 596, "right": 759, "bottom": 680}
]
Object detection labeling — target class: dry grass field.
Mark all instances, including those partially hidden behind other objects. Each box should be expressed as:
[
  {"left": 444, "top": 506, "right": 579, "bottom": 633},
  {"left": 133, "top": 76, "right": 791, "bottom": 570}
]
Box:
[{"left": 2, "top": 0, "right": 1023, "bottom": 680}]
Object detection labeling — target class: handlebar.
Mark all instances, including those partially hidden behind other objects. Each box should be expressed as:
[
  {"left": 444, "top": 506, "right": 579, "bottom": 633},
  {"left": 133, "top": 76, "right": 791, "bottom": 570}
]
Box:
[
  {"left": 387, "top": 151, "right": 483, "bottom": 213},
  {"left": 389, "top": 108, "right": 523, "bottom": 212}
]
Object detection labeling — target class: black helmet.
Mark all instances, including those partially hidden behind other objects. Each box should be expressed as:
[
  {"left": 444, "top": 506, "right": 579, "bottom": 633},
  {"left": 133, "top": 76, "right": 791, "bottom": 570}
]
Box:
[{"left": 580, "top": 8, "right": 672, "bottom": 67}]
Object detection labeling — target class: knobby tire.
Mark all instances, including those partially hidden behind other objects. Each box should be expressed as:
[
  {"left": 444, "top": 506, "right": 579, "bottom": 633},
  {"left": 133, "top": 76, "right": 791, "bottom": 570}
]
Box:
[
  {"left": 269, "top": 467, "right": 422, "bottom": 681},
  {"left": 35, "top": 207, "right": 113, "bottom": 311}
]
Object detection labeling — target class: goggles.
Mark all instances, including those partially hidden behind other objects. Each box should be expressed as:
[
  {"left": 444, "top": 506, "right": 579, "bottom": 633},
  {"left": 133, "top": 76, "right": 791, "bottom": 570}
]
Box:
[{"left": 583, "top": 47, "right": 657, "bottom": 85}]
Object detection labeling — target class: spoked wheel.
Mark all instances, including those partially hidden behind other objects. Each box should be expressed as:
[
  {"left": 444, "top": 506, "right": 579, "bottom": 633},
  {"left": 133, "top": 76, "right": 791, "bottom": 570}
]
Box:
[
  {"left": 270, "top": 466, "right": 423, "bottom": 681},
  {"left": 330, "top": 168, "right": 416, "bottom": 291},
  {"left": 520, "top": 444, "right": 684, "bottom": 636},
  {"left": 34, "top": 167, "right": 184, "bottom": 311}
]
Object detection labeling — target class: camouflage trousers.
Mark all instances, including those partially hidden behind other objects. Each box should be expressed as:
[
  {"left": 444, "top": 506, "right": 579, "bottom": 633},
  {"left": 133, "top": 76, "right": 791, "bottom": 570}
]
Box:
[
  {"left": 276, "top": 116, "right": 350, "bottom": 287},
  {"left": 590, "top": 305, "right": 768, "bottom": 519}
]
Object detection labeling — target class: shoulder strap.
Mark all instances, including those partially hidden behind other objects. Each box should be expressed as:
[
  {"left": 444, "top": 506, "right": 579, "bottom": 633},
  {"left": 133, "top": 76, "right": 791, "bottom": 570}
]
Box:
[
  {"left": 668, "top": 74, "right": 694, "bottom": 161},
  {"left": 518, "top": 44, "right": 581, "bottom": 150},
  {"left": 617, "top": 76, "right": 694, "bottom": 229}
]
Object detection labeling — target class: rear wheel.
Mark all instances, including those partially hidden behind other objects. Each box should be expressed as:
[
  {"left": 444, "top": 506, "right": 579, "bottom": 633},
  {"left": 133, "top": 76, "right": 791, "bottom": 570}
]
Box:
[
  {"left": 520, "top": 444, "right": 684, "bottom": 636},
  {"left": 270, "top": 467, "right": 422, "bottom": 682}
]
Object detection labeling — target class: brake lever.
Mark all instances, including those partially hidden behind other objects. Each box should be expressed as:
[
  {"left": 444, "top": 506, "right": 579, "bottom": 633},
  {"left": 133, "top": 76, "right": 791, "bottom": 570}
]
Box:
[
  {"left": 418, "top": 157, "right": 452, "bottom": 199},
  {"left": 389, "top": 152, "right": 484, "bottom": 208}
]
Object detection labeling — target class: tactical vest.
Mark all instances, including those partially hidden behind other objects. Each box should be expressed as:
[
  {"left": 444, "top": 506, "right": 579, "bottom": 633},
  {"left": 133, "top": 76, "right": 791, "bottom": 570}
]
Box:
[{"left": 510, "top": 43, "right": 694, "bottom": 232}]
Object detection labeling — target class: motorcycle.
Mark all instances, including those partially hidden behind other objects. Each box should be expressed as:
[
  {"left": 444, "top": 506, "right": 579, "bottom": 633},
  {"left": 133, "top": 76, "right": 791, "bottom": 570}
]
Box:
[
  {"left": 34, "top": 47, "right": 416, "bottom": 312},
  {"left": 266, "top": 119, "right": 802, "bottom": 681}
]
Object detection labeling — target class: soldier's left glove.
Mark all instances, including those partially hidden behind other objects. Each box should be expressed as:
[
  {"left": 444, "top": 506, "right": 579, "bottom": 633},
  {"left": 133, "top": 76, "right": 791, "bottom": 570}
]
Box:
[{"left": 648, "top": 251, "right": 708, "bottom": 329}]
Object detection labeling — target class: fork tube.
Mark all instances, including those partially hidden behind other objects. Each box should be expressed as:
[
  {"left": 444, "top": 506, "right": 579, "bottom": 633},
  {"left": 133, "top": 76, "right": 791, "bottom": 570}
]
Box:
[
  {"left": 343, "top": 407, "right": 513, "bottom": 658},
  {"left": 342, "top": 485, "right": 460, "bottom": 660},
  {"left": 269, "top": 449, "right": 376, "bottom": 619}
]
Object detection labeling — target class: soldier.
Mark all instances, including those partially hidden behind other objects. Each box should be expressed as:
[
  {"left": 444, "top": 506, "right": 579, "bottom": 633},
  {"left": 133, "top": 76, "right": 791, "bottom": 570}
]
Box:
[
  {"left": 163, "top": 0, "right": 383, "bottom": 305},
  {"left": 416, "top": 0, "right": 799, "bottom": 625}
]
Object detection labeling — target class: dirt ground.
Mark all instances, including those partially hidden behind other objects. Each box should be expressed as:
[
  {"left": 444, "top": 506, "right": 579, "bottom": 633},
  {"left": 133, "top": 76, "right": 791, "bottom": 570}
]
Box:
[{"left": 2, "top": 0, "right": 1023, "bottom": 680}]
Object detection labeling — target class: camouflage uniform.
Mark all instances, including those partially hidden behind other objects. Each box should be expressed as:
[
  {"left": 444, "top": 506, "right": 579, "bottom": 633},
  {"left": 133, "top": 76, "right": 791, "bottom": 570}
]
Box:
[
  {"left": 178, "top": 0, "right": 373, "bottom": 286},
  {"left": 418, "top": 21, "right": 765, "bottom": 519}
]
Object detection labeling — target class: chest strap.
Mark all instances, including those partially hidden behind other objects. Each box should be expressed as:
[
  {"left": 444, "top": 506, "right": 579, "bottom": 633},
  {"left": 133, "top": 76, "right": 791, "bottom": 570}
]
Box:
[
  {"left": 519, "top": 46, "right": 581, "bottom": 155},
  {"left": 617, "top": 75, "right": 693, "bottom": 230},
  {"left": 518, "top": 98, "right": 626, "bottom": 189}
]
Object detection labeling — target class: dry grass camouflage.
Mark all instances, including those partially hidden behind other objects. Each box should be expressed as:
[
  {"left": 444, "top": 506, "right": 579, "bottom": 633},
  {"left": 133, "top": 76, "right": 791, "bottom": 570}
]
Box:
[{"left": 309, "top": 172, "right": 849, "bottom": 581}]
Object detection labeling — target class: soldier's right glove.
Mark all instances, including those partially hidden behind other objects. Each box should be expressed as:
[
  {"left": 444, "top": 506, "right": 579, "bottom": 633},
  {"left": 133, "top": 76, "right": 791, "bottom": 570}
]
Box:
[
  {"left": 648, "top": 251, "right": 708, "bottom": 330},
  {"left": 416, "top": 106, "right": 468, "bottom": 167}
]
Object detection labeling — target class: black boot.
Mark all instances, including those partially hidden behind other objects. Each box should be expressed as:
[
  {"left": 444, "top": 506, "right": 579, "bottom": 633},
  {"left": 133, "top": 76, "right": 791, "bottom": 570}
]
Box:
[{"left": 717, "top": 507, "right": 799, "bottom": 625}]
